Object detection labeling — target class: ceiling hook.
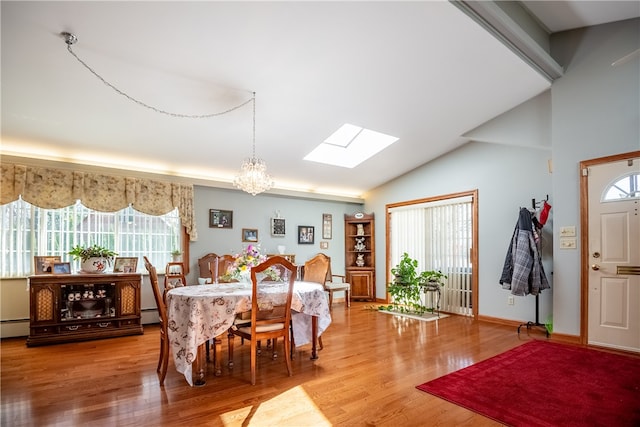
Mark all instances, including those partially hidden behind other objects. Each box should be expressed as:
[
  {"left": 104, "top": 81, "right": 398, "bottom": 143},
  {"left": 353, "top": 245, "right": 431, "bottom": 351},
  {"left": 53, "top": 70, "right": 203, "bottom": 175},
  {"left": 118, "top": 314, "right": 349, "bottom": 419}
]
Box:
[{"left": 61, "top": 32, "right": 77, "bottom": 46}]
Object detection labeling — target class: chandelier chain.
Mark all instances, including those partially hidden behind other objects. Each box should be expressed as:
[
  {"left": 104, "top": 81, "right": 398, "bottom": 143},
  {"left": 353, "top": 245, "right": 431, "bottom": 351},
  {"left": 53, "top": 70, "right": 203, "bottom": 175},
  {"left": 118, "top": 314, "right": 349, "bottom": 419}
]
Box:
[
  {"left": 251, "top": 92, "right": 256, "bottom": 157},
  {"left": 64, "top": 41, "right": 252, "bottom": 119}
]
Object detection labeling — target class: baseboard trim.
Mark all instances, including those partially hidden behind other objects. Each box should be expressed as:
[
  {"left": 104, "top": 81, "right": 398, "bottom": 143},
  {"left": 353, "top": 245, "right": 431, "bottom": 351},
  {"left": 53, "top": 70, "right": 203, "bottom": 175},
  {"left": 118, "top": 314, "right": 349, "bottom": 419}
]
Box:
[{"left": 477, "top": 314, "right": 582, "bottom": 344}]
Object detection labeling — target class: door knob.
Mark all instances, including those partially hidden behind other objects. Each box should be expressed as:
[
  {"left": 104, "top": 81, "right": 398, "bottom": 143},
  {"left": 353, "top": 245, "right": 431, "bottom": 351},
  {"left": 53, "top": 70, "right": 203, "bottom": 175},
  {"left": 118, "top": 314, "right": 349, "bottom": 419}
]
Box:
[{"left": 591, "top": 264, "right": 600, "bottom": 271}]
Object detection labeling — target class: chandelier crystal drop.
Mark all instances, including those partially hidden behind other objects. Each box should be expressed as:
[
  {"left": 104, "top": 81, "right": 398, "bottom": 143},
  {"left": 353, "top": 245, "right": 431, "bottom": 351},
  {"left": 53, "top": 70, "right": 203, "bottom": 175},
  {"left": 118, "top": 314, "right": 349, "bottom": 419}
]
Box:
[{"left": 233, "top": 93, "right": 274, "bottom": 195}]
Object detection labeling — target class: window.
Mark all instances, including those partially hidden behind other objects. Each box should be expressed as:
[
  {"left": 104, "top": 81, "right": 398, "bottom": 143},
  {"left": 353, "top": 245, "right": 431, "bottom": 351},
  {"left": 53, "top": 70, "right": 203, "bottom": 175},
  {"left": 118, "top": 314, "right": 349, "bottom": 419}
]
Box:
[
  {"left": 603, "top": 172, "right": 639, "bottom": 201},
  {"left": 0, "top": 199, "right": 181, "bottom": 277}
]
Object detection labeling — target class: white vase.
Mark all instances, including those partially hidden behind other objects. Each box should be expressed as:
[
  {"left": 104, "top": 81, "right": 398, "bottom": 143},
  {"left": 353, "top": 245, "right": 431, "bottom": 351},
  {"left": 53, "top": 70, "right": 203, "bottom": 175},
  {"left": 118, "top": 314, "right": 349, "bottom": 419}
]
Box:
[
  {"left": 81, "top": 257, "right": 108, "bottom": 273},
  {"left": 277, "top": 245, "right": 286, "bottom": 254}
]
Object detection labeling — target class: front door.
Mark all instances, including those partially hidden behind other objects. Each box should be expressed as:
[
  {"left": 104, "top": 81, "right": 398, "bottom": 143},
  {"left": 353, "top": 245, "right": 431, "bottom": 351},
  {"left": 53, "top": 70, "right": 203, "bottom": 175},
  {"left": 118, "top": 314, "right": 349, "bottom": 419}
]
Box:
[{"left": 585, "top": 154, "right": 639, "bottom": 352}]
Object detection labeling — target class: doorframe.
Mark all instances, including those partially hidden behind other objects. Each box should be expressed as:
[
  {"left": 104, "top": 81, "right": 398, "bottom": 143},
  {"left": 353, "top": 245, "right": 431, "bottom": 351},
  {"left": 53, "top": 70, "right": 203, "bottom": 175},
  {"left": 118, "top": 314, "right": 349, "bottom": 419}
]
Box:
[
  {"left": 385, "top": 189, "right": 479, "bottom": 319},
  {"left": 579, "top": 150, "right": 640, "bottom": 345}
]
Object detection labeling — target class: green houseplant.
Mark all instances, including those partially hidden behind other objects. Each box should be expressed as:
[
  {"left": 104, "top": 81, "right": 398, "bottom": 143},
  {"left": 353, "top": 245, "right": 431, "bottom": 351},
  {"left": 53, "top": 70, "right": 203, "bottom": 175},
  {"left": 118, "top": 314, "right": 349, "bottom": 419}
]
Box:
[
  {"left": 69, "top": 244, "right": 118, "bottom": 273},
  {"left": 381, "top": 252, "right": 446, "bottom": 314}
]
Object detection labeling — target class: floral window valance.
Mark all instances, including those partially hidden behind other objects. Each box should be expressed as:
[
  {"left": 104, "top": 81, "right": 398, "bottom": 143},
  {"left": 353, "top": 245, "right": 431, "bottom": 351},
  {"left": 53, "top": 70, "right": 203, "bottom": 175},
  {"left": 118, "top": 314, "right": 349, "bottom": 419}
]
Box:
[{"left": 1, "top": 163, "right": 197, "bottom": 241}]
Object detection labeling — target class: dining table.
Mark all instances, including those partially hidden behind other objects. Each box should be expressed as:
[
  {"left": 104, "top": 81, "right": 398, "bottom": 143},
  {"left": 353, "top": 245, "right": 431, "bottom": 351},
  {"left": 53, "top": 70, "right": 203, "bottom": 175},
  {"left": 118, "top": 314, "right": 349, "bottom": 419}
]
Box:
[{"left": 166, "top": 280, "right": 331, "bottom": 386}]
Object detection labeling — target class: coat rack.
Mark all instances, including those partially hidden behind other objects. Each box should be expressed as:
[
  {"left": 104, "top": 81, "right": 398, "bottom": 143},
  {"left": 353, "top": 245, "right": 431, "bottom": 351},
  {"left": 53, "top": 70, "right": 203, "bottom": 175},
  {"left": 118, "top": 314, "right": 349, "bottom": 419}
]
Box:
[{"left": 517, "top": 195, "right": 550, "bottom": 337}]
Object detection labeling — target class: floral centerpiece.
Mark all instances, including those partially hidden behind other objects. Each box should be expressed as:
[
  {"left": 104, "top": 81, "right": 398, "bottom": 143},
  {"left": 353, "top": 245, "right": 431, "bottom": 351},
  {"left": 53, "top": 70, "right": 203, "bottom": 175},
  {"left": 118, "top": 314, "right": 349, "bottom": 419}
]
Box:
[{"left": 220, "top": 245, "right": 282, "bottom": 283}]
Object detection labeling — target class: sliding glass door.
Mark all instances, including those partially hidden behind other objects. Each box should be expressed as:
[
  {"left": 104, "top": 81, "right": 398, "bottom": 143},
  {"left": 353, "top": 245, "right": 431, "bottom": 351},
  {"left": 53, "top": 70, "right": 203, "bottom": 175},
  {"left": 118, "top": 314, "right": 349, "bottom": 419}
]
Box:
[{"left": 387, "top": 191, "right": 477, "bottom": 317}]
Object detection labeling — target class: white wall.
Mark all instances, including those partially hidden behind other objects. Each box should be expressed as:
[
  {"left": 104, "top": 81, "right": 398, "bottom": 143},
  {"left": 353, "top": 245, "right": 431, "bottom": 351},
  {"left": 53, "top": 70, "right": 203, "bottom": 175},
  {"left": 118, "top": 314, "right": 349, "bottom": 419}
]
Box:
[{"left": 365, "top": 142, "right": 553, "bottom": 322}]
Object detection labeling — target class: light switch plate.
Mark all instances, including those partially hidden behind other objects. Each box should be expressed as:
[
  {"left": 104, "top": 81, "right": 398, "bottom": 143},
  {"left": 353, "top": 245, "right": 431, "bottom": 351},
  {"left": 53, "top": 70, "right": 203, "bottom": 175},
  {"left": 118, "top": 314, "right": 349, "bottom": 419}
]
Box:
[
  {"left": 560, "top": 226, "right": 576, "bottom": 237},
  {"left": 560, "top": 238, "right": 577, "bottom": 249}
]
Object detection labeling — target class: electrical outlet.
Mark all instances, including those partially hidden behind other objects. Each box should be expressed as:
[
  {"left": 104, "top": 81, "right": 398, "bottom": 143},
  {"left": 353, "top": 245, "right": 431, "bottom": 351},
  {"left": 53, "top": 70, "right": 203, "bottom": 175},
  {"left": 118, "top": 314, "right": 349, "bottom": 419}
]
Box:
[{"left": 507, "top": 296, "right": 515, "bottom": 305}]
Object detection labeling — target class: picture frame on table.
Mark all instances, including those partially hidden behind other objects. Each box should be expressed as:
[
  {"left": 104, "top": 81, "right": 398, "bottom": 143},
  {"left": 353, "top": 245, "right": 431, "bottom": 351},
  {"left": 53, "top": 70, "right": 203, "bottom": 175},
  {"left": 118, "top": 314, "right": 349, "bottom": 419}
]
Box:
[
  {"left": 53, "top": 262, "right": 71, "bottom": 274},
  {"left": 113, "top": 257, "right": 138, "bottom": 273},
  {"left": 322, "top": 213, "right": 332, "bottom": 239},
  {"left": 34, "top": 256, "right": 61, "bottom": 274},
  {"left": 209, "top": 209, "right": 233, "bottom": 228},
  {"left": 298, "top": 226, "right": 315, "bottom": 244},
  {"left": 242, "top": 228, "right": 258, "bottom": 242}
]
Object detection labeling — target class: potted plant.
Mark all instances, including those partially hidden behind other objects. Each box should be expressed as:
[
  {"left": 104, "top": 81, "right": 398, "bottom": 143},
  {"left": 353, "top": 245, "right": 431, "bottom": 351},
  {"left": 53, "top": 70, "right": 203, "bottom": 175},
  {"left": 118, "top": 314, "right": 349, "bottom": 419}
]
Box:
[
  {"left": 171, "top": 249, "right": 182, "bottom": 262},
  {"left": 69, "top": 244, "right": 118, "bottom": 273},
  {"left": 381, "top": 252, "right": 446, "bottom": 314}
]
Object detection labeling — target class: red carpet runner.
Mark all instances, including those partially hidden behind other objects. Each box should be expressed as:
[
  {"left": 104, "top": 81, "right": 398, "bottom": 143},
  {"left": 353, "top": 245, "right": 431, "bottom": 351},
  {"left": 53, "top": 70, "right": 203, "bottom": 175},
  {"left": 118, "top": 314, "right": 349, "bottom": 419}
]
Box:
[{"left": 416, "top": 340, "right": 640, "bottom": 426}]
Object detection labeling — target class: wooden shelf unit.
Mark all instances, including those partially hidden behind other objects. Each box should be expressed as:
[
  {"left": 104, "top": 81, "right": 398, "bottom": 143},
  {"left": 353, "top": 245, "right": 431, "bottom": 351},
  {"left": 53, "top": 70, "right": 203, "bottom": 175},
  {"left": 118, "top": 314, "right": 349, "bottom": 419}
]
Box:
[
  {"left": 344, "top": 212, "right": 375, "bottom": 301},
  {"left": 27, "top": 273, "right": 143, "bottom": 347}
]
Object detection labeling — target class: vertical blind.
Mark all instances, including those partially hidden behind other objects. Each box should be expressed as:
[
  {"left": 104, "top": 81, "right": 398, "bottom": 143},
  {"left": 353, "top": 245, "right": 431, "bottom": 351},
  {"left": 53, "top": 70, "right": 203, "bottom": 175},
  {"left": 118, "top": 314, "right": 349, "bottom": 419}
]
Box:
[{"left": 389, "top": 197, "right": 473, "bottom": 316}]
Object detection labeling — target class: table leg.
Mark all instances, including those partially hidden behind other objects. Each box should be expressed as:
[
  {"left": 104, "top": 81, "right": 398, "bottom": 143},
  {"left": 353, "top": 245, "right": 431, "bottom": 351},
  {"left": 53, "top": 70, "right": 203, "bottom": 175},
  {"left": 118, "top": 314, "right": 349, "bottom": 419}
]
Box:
[
  {"left": 193, "top": 343, "right": 207, "bottom": 386},
  {"left": 310, "top": 315, "right": 318, "bottom": 360},
  {"left": 213, "top": 337, "right": 222, "bottom": 376}
]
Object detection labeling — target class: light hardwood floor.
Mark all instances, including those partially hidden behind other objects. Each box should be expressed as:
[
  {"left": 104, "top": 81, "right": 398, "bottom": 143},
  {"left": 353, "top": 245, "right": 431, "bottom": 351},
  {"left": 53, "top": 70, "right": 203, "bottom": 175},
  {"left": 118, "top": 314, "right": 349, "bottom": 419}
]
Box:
[{"left": 1, "top": 302, "right": 532, "bottom": 426}]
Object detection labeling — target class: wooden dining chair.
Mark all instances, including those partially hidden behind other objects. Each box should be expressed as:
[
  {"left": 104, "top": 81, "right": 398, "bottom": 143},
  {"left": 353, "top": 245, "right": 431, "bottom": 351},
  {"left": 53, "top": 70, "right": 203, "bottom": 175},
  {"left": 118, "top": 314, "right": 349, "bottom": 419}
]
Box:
[
  {"left": 197, "top": 253, "right": 219, "bottom": 283},
  {"left": 143, "top": 256, "right": 169, "bottom": 386},
  {"left": 304, "top": 253, "right": 350, "bottom": 309},
  {"left": 205, "top": 254, "right": 237, "bottom": 366},
  {"left": 211, "top": 254, "right": 236, "bottom": 283},
  {"left": 227, "top": 256, "right": 296, "bottom": 385},
  {"left": 324, "top": 255, "right": 351, "bottom": 309},
  {"left": 164, "top": 262, "right": 186, "bottom": 300}
]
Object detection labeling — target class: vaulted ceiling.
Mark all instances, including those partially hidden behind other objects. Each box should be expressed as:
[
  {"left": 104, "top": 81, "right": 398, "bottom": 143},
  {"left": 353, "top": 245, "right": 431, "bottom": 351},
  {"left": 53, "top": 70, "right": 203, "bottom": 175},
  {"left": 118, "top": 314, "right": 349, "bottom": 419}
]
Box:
[{"left": 2, "top": 1, "right": 638, "bottom": 200}]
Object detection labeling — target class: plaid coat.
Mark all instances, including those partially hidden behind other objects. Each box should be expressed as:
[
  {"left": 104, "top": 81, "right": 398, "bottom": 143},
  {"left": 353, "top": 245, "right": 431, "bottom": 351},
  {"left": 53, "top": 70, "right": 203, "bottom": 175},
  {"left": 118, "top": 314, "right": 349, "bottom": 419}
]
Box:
[{"left": 499, "top": 208, "right": 550, "bottom": 296}]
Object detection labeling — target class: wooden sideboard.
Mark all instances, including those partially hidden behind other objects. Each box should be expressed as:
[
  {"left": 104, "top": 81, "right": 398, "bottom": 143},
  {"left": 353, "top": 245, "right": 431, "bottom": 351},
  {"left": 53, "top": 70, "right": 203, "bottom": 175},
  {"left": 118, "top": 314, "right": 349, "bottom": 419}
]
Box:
[{"left": 27, "top": 273, "right": 143, "bottom": 347}]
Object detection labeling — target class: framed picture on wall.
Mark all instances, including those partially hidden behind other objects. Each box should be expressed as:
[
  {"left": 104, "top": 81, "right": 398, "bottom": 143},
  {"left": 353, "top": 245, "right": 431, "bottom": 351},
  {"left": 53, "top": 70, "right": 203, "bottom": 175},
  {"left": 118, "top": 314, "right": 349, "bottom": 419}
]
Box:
[
  {"left": 320, "top": 241, "right": 329, "bottom": 250},
  {"left": 271, "top": 218, "right": 286, "bottom": 237},
  {"left": 34, "top": 256, "right": 61, "bottom": 274},
  {"left": 209, "top": 209, "right": 233, "bottom": 228},
  {"left": 298, "top": 226, "right": 314, "bottom": 244},
  {"left": 322, "top": 213, "right": 332, "bottom": 239},
  {"left": 242, "top": 228, "right": 259, "bottom": 242}
]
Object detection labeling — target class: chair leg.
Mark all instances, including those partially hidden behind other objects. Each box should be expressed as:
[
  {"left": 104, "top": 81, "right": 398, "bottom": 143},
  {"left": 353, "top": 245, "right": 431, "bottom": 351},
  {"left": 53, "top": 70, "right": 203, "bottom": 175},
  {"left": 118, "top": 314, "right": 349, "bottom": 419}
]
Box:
[
  {"left": 250, "top": 338, "right": 257, "bottom": 385},
  {"left": 157, "top": 336, "right": 164, "bottom": 373},
  {"left": 227, "top": 331, "right": 235, "bottom": 369},
  {"left": 346, "top": 289, "right": 351, "bottom": 308},
  {"left": 159, "top": 334, "right": 169, "bottom": 385},
  {"left": 206, "top": 339, "right": 210, "bottom": 362},
  {"left": 290, "top": 321, "right": 295, "bottom": 360},
  {"left": 284, "top": 336, "right": 293, "bottom": 377},
  {"left": 328, "top": 291, "right": 334, "bottom": 310},
  {"left": 271, "top": 337, "right": 278, "bottom": 360},
  {"left": 318, "top": 336, "right": 324, "bottom": 351}
]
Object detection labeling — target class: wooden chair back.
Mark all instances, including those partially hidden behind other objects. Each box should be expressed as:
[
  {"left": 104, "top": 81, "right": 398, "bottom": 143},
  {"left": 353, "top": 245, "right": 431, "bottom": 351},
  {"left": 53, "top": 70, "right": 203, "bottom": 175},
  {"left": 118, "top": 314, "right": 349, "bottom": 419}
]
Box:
[
  {"left": 214, "top": 255, "right": 237, "bottom": 283},
  {"left": 303, "top": 253, "right": 330, "bottom": 285},
  {"left": 198, "top": 253, "right": 219, "bottom": 280}
]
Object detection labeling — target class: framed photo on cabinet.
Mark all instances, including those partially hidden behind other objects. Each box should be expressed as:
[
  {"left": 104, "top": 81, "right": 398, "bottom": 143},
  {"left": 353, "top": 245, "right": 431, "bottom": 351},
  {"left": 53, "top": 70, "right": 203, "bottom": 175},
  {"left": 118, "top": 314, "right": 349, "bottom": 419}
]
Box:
[
  {"left": 298, "top": 226, "right": 314, "bottom": 244},
  {"left": 209, "top": 209, "right": 233, "bottom": 228},
  {"left": 271, "top": 218, "right": 286, "bottom": 237},
  {"left": 113, "top": 257, "right": 138, "bottom": 273},
  {"left": 322, "top": 213, "right": 332, "bottom": 239},
  {"left": 34, "top": 256, "right": 61, "bottom": 274},
  {"left": 53, "top": 262, "right": 71, "bottom": 274}
]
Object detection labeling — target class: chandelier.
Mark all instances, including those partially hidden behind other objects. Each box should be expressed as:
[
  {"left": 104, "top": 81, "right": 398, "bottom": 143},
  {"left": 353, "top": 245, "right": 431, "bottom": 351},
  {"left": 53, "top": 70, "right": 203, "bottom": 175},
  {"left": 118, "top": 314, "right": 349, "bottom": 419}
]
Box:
[
  {"left": 61, "top": 32, "right": 273, "bottom": 195},
  {"left": 233, "top": 93, "right": 274, "bottom": 195}
]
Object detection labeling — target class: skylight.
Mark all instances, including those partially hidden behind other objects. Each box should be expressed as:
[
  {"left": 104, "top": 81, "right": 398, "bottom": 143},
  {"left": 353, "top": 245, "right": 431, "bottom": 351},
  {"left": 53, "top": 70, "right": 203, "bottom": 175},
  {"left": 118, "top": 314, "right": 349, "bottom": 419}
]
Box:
[{"left": 304, "top": 124, "right": 399, "bottom": 168}]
